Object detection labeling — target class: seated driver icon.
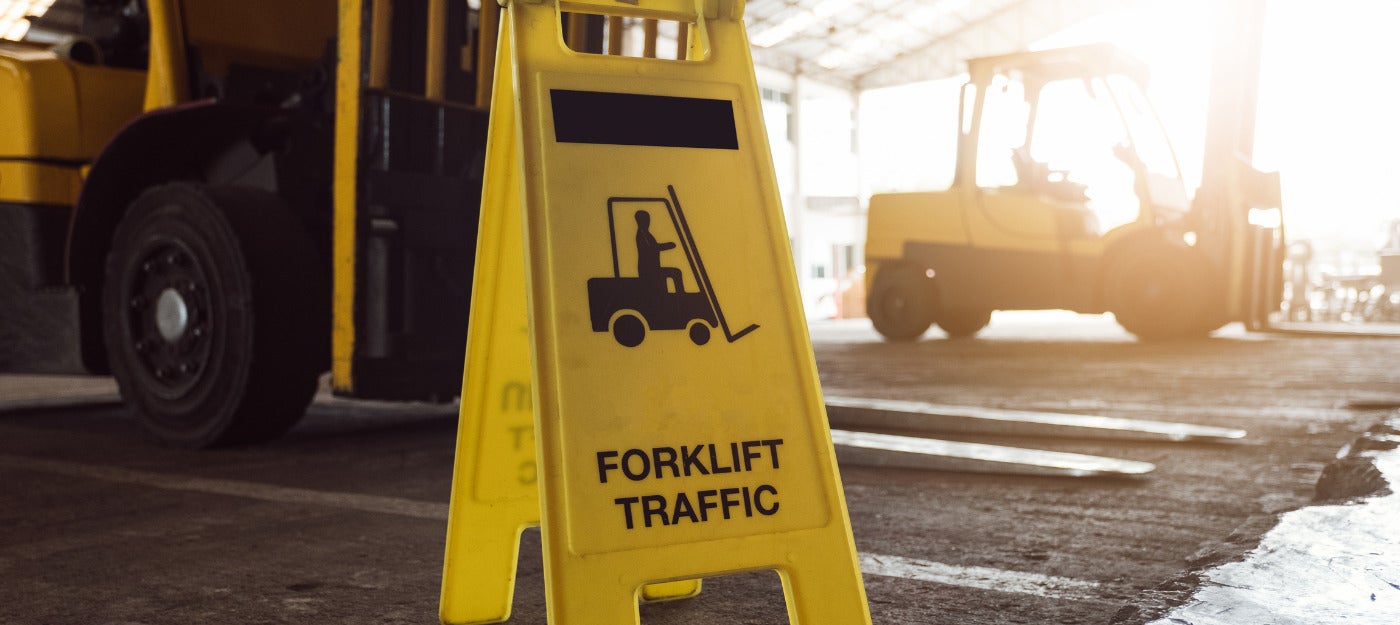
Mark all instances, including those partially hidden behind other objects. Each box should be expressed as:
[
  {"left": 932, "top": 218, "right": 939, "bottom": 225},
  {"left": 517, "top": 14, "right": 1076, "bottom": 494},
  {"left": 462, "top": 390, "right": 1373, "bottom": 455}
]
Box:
[
  {"left": 586, "top": 188, "right": 758, "bottom": 347},
  {"left": 635, "top": 210, "right": 683, "bottom": 293}
]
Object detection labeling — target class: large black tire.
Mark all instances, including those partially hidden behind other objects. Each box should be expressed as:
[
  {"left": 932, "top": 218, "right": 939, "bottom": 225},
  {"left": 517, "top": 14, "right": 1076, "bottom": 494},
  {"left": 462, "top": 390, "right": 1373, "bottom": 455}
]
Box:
[
  {"left": 934, "top": 307, "right": 992, "bottom": 339},
  {"left": 868, "top": 264, "right": 935, "bottom": 341},
  {"left": 1108, "top": 244, "right": 1220, "bottom": 341},
  {"left": 103, "top": 183, "right": 327, "bottom": 447}
]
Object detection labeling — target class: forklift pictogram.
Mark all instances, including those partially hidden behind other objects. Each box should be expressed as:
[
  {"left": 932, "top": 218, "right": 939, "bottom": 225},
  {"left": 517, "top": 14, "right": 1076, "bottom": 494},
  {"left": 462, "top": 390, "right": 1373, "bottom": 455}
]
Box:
[{"left": 587, "top": 186, "right": 759, "bottom": 347}]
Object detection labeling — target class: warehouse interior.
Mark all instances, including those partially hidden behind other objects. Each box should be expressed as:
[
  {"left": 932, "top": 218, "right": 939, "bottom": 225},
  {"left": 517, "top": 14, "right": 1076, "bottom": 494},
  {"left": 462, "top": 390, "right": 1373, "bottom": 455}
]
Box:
[{"left": 1, "top": 1, "right": 1398, "bottom": 624}]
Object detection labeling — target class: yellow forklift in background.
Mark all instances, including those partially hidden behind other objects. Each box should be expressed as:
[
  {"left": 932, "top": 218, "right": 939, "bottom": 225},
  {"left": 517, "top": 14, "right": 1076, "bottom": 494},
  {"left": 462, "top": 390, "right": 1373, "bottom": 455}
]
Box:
[
  {"left": 864, "top": 43, "right": 1283, "bottom": 341},
  {"left": 0, "top": 0, "right": 594, "bottom": 446}
]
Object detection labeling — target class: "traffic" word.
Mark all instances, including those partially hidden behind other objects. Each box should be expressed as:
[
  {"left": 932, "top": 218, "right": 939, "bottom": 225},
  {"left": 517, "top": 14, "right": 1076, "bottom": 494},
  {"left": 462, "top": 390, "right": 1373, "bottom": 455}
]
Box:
[{"left": 613, "top": 485, "right": 778, "bottom": 529}]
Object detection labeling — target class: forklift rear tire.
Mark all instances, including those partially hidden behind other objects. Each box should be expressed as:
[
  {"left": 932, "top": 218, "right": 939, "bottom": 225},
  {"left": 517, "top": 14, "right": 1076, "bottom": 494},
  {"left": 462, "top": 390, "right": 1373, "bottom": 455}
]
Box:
[
  {"left": 868, "top": 263, "right": 935, "bottom": 341},
  {"left": 935, "top": 308, "right": 992, "bottom": 339},
  {"left": 103, "top": 183, "right": 326, "bottom": 448},
  {"left": 612, "top": 313, "right": 646, "bottom": 347}
]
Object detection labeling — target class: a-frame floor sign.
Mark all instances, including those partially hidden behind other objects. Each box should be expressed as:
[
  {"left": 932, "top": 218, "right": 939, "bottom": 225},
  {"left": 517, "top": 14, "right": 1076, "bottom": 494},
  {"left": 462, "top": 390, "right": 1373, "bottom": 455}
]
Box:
[
  {"left": 441, "top": 0, "right": 872, "bottom": 623},
  {"left": 439, "top": 17, "right": 701, "bottom": 624}
]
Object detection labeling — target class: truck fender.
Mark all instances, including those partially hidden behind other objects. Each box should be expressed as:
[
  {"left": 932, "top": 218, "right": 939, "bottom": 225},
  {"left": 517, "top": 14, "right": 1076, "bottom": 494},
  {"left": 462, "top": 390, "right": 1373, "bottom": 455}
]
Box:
[
  {"left": 1097, "top": 228, "right": 1222, "bottom": 312},
  {"left": 66, "top": 101, "right": 287, "bottom": 371},
  {"left": 1097, "top": 228, "right": 1171, "bottom": 309}
]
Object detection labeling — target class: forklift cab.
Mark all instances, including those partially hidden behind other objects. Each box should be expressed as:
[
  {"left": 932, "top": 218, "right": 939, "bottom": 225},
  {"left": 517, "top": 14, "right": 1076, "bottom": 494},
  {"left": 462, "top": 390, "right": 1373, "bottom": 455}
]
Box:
[
  {"left": 939, "top": 43, "right": 1193, "bottom": 311},
  {"left": 965, "top": 44, "right": 1189, "bottom": 244}
]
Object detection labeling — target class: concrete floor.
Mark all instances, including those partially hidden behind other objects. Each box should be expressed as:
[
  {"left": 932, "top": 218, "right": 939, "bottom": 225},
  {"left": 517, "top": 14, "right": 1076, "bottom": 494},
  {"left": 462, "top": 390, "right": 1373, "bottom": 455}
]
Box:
[{"left": 1, "top": 312, "right": 1397, "bottom": 624}]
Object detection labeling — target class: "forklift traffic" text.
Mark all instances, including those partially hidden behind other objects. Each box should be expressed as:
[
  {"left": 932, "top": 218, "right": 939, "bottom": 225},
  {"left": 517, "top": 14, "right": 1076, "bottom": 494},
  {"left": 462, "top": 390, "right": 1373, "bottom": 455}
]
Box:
[{"left": 596, "top": 439, "right": 785, "bottom": 530}]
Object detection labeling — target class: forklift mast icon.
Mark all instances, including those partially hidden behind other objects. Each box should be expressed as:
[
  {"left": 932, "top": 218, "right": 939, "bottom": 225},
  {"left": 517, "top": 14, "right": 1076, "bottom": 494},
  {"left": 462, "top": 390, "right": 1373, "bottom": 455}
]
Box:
[{"left": 587, "top": 186, "right": 759, "bottom": 347}]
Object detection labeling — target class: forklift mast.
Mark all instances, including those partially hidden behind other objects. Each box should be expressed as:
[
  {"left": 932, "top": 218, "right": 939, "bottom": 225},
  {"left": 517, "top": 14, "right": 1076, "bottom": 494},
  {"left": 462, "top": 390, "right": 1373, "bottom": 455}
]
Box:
[{"left": 1193, "top": 0, "right": 1283, "bottom": 327}]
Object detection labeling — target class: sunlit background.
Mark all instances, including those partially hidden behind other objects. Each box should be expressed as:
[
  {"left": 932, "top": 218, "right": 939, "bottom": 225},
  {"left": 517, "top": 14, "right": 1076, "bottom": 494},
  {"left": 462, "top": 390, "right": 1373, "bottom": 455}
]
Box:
[
  {"left": 862, "top": 0, "right": 1400, "bottom": 278},
  {"left": 3, "top": 0, "right": 1395, "bottom": 303}
]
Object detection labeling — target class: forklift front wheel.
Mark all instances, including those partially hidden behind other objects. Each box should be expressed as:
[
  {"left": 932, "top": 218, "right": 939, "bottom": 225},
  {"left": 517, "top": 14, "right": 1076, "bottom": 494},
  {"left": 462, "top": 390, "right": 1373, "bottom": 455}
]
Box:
[
  {"left": 688, "top": 321, "right": 711, "bottom": 346},
  {"left": 102, "top": 183, "right": 325, "bottom": 448},
  {"left": 612, "top": 313, "right": 646, "bottom": 347},
  {"left": 1108, "top": 245, "right": 1216, "bottom": 341}
]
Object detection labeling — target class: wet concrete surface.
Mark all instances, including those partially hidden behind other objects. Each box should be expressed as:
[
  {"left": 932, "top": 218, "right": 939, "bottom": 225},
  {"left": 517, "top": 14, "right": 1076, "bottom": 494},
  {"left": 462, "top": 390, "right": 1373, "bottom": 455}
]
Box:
[
  {"left": 1146, "top": 415, "right": 1400, "bottom": 625},
  {"left": 1, "top": 312, "right": 1398, "bottom": 624}
]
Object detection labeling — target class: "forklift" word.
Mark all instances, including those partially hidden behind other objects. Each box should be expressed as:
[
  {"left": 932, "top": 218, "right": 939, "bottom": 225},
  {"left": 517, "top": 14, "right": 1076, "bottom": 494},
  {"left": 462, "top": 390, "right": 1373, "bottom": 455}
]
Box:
[
  {"left": 595, "top": 439, "right": 786, "bottom": 530},
  {"left": 595, "top": 439, "right": 784, "bottom": 483}
]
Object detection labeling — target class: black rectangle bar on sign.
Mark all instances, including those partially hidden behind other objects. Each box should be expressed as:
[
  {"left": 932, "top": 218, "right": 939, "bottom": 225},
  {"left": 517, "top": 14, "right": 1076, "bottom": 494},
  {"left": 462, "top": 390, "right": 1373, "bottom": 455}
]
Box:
[{"left": 550, "top": 90, "right": 739, "bottom": 150}]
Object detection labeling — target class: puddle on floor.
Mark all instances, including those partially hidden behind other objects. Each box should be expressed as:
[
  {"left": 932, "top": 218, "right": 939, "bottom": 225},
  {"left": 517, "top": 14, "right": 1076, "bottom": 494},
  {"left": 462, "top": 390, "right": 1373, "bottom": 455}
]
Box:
[{"left": 1149, "top": 438, "right": 1400, "bottom": 625}]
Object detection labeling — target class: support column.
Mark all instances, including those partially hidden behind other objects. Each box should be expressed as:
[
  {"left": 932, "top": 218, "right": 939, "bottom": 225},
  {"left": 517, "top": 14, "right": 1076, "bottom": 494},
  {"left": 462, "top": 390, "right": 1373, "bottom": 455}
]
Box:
[{"left": 789, "top": 71, "right": 806, "bottom": 304}]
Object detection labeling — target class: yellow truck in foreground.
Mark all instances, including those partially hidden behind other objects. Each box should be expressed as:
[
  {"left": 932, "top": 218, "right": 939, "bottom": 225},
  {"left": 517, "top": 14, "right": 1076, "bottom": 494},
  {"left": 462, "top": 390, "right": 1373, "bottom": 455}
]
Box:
[{"left": 0, "top": 0, "right": 506, "bottom": 446}]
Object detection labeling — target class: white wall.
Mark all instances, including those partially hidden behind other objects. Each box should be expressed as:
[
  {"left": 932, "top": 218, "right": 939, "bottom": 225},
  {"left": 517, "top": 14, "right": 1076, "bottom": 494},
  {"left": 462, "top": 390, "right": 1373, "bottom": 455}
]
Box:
[{"left": 754, "top": 70, "right": 867, "bottom": 318}]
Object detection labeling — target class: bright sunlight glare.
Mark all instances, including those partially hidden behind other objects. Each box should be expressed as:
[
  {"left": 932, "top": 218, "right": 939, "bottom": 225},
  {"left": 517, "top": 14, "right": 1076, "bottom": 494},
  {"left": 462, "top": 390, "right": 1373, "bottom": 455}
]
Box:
[
  {"left": 1047, "top": 0, "right": 1400, "bottom": 273},
  {"left": 0, "top": 0, "right": 57, "bottom": 41},
  {"left": 861, "top": 0, "right": 1400, "bottom": 275}
]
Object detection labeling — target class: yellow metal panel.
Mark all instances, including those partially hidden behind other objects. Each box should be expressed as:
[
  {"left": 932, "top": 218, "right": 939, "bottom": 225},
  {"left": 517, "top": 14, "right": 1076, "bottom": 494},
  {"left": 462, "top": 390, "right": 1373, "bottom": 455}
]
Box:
[
  {"left": 967, "top": 190, "right": 1062, "bottom": 253},
  {"left": 425, "top": 0, "right": 447, "bottom": 100},
  {"left": 331, "top": 0, "right": 364, "bottom": 392},
  {"left": 475, "top": 0, "right": 500, "bottom": 108},
  {"left": 455, "top": 1, "right": 871, "bottom": 623},
  {"left": 71, "top": 64, "right": 146, "bottom": 157},
  {"left": 0, "top": 161, "right": 82, "bottom": 206},
  {"left": 0, "top": 49, "right": 143, "bottom": 162},
  {"left": 143, "top": 0, "right": 189, "bottom": 110},
  {"left": 180, "top": 0, "right": 338, "bottom": 75},
  {"left": 0, "top": 49, "right": 80, "bottom": 159},
  {"left": 368, "top": 0, "right": 392, "bottom": 89},
  {"left": 864, "top": 191, "right": 967, "bottom": 259}
]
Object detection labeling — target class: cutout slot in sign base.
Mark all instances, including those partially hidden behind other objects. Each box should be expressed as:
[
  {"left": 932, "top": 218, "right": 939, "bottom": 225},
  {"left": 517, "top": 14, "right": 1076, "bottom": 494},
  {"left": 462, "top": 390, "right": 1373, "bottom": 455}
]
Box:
[{"left": 442, "top": 0, "right": 872, "bottom": 624}]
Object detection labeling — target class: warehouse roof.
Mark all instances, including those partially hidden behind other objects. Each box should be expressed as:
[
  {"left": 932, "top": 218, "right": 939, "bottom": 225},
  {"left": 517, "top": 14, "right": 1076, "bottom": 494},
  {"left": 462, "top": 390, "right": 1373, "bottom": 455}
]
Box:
[{"left": 745, "top": 0, "right": 1130, "bottom": 90}]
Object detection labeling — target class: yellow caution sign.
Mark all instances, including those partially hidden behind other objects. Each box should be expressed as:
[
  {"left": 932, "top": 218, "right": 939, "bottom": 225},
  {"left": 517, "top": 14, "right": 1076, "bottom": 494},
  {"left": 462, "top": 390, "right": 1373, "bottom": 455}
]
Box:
[
  {"left": 440, "top": 25, "right": 699, "bottom": 625},
  {"left": 444, "top": 0, "right": 870, "bottom": 623}
]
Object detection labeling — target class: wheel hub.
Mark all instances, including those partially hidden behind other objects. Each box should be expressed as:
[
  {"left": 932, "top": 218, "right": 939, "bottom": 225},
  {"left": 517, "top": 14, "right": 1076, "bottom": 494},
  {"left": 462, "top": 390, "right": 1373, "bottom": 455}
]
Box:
[
  {"left": 155, "top": 288, "right": 190, "bottom": 342},
  {"left": 125, "top": 239, "right": 213, "bottom": 397}
]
